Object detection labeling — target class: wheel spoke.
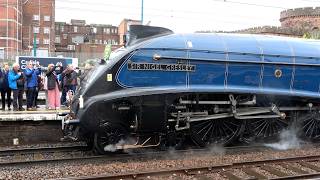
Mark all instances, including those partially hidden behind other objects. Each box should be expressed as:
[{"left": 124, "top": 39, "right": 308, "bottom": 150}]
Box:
[
  {"left": 299, "top": 111, "right": 320, "bottom": 140},
  {"left": 202, "top": 123, "right": 214, "bottom": 141},
  {"left": 190, "top": 118, "right": 243, "bottom": 146},
  {"left": 255, "top": 120, "right": 268, "bottom": 137},
  {"left": 197, "top": 121, "right": 212, "bottom": 135},
  {"left": 249, "top": 117, "right": 288, "bottom": 141},
  {"left": 253, "top": 120, "right": 267, "bottom": 133}
]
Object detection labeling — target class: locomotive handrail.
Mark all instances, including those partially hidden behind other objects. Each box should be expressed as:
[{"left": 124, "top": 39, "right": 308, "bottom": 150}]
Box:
[
  {"left": 140, "top": 48, "right": 319, "bottom": 60},
  {"left": 149, "top": 54, "right": 320, "bottom": 67}
]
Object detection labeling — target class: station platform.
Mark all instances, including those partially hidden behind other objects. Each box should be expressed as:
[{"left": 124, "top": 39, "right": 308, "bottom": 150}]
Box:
[{"left": 0, "top": 105, "right": 69, "bottom": 121}]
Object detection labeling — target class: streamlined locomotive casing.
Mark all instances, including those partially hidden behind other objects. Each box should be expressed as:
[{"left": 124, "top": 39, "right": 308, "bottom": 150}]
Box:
[
  {"left": 65, "top": 30, "right": 320, "bottom": 152},
  {"left": 116, "top": 33, "right": 320, "bottom": 98}
]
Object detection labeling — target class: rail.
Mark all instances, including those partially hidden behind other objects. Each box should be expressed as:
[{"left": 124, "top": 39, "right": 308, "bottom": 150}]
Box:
[{"left": 62, "top": 153, "right": 320, "bottom": 179}]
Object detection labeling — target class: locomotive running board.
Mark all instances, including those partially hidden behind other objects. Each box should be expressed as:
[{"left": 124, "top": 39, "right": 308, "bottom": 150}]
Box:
[
  {"left": 169, "top": 106, "right": 317, "bottom": 123},
  {"left": 179, "top": 95, "right": 256, "bottom": 105}
]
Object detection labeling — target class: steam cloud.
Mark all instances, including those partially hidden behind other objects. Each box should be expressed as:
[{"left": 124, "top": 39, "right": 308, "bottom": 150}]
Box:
[
  {"left": 104, "top": 139, "right": 126, "bottom": 152},
  {"left": 264, "top": 127, "right": 301, "bottom": 150},
  {"left": 104, "top": 138, "right": 137, "bottom": 152},
  {"left": 209, "top": 144, "right": 226, "bottom": 155}
]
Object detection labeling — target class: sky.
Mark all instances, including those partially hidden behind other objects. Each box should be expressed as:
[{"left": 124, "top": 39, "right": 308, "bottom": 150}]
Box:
[{"left": 55, "top": 0, "right": 320, "bottom": 33}]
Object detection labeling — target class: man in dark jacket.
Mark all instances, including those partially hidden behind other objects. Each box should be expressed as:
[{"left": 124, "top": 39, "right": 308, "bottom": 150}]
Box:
[
  {"left": 24, "top": 61, "right": 41, "bottom": 111},
  {"left": 0, "top": 64, "right": 11, "bottom": 110},
  {"left": 61, "top": 64, "right": 78, "bottom": 105}
]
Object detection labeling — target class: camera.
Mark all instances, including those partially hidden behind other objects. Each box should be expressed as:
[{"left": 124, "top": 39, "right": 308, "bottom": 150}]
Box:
[
  {"left": 39, "top": 66, "right": 48, "bottom": 72},
  {"left": 56, "top": 62, "right": 63, "bottom": 67}
]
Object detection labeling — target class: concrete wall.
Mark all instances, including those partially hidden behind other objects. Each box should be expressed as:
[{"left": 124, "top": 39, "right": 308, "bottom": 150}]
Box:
[{"left": 0, "top": 121, "right": 63, "bottom": 146}]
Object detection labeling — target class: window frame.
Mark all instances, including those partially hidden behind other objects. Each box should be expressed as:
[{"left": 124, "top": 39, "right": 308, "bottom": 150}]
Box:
[
  {"left": 44, "top": 15, "right": 51, "bottom": 22},
  {"left": 33, "top": 27, "right": 40, "bottom": 34}
]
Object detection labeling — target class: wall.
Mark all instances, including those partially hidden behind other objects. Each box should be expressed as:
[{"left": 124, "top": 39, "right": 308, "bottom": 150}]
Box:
[
  {"left": 0, "top": 0, "right": 22, "bottom": 60},
  {"left": 55, "top": 20, "right": 119, "bottom": 52},
  {"left": 280, "top": 7, "right": 320, "bottom": 30},
  {"left": 22, "top": 0, "right": 55, "bottom": 53},
  {"left": 118, "top": 19, "right": 141, "bottom": 45}
]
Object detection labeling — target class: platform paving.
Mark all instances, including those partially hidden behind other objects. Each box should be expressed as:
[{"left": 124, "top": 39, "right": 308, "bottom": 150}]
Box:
[{"left": 0, "top": 105, "right": 69, "bottom": 121}]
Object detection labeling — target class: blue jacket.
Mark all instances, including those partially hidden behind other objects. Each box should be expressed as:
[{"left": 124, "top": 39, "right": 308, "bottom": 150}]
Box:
[
  {"left": 24, "top": 68, "right": 41, "bottom": 88},
  {"left": 8, "top": 70, "right": 21, "bottom": 90}
]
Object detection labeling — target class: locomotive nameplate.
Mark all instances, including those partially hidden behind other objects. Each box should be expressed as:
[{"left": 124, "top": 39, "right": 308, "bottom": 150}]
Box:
[{"left": 127, "top": 62, "right": 195, "bottom": 72}]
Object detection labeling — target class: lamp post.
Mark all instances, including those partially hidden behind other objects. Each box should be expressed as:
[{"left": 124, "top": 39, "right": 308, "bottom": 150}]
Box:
[
  {"left": 141, "top": 0, "right": 144, "bottom": 24},
  {"left": 33, "top": 32, "right": 37, "bottom": 57}
]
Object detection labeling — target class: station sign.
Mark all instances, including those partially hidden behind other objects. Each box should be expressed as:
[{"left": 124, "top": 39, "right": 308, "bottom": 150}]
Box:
[{"left": 16, "top": 56, "right": 78, "bottom": 70}]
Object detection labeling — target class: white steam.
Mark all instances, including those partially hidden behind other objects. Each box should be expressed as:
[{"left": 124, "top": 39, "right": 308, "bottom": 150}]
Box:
[
  {"left": 104, "top": 139, "right": 126, "bottom": 152},
  {"left": 264, "top": 128, "right": 301, "bottom": 150},
  {"left": 209, "top": 144, "right": 226, "bottom": 155}
]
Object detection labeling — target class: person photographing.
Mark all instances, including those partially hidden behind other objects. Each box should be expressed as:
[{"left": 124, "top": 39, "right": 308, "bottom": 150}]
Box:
[
  {"left": 46, "top": 63, "right": 62, "bottom": 110},
  {"left": 24, "top": 61, "right": 41, "bottom": 111}
]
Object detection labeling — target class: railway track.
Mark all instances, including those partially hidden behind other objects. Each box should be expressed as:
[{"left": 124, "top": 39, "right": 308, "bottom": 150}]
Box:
[
  {"left": 61, "top": 154, "right": 320, "bottom": 180},
  {"left": 0, "top": 144, "right": 272, "bottom": 168},
  {"left": 0, "top": 144, "right": 88, "bottom": 156},
  {"left": 0, "top": 143, "right": 90, "bottom": 165}
]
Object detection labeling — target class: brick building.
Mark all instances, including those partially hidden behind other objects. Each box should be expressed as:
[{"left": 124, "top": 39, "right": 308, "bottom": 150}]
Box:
[
  {"left": 280, "top": 7, "right": 320, "bottom": 31},
  {"left": 22, "top": 0, "right": 55, "bottom": 56},
  {"left": 55, "top": 19, "right": 119, "bottom": 59},
  {"left": 0, "top": 0, "right": 22, "bottom": 60},
  {"left": 230, "top": 7, "right": 320, "bottom": 37},
  {"left": 118, "top": 19, "right": 141, "bottom": 45}
]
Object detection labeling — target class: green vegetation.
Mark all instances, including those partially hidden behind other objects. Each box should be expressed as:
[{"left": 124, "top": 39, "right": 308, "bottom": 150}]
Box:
[{"left": 303, "top": 31, "right": 320, "bottom": 39}]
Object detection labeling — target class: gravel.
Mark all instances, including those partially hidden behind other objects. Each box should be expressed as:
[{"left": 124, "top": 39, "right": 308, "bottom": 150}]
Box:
[
  {"left": 273, "top": 164, "right": 297, "bottom": 176},
  {"left": 1, "top": 145, "right": 320, "bottom": 179}
]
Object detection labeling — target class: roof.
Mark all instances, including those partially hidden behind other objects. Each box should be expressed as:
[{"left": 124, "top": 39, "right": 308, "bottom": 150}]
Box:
[{"left": 140, "top": 33, "right": 320, "bottom": 60}]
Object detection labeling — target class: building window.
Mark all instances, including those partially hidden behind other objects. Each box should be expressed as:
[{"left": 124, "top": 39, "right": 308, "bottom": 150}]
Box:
[
  {"left": 63, "top": 34, "right": 68, "bottom": 39},
  {"left": 67, "top": 45, "right": 75, "bottom": 51},
  {"left": 99, "top": 40, "right": 102, "bottom": 44},
  {"left": 43, "top": 39, "right": 50, "bottom": 45},
  {"left": 33, "top": 27, "right": 40, "bottom": 33},
  {"left": 55, "top": 26, "right": 59, "bottom": 31},
  {"left": 108, "top": 39, "right": 111, "bottom": 44},
  {"left": 104, "top": 40, "right": 107, "bottom": 44},
  {"left": 74, "top": 26, "right": 78, "bottom": 33},
  {"left": 115, "top": 29, "right": 118, "bottom": 34},
  {"left": 94, "top": 39, "right": 98, "bottom": 44},
  {"left": 34, "top": 38, "right": 40, "bottom": 44},
  {"left": 111, "top": 29, "right": 114, "bottom": 34},
  {"left": 44, "top": 27, "right": 50, "bottom": 34},
  {"left": 55, "top": 36, "right": 61, "bottom": 43},
  {"left": 33, "top": 15, "right": 40, "bottom": 21},
  {"left": 44, "top": 16, "right": 51, "bottom": 22},
  {"left": 60, "top": 26, "right": 64, "bottom": 32},
  {"left": 105, "top": 28, "right": 110, "bottom": 34},
  {"left": 92, "top": 27, "right": 97, "bottom": 34},
  {"left": 104, "top": 28, "right": 111, "bottom": 34}
]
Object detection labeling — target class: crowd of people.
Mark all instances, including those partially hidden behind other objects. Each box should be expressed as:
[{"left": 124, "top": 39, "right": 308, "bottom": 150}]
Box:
[{"left": 0, "top": 62, "right": 80, "bottom": 111}]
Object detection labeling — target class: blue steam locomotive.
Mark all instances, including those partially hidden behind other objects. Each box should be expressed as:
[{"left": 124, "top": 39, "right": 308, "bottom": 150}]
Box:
[{"left": 63, "top": 25, "right": 320, "bottom": 154}]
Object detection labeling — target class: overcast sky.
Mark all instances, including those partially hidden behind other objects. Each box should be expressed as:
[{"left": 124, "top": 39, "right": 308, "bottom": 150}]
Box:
[{"left": 55, "top": 0, "right": 320, "bottom": 33}]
